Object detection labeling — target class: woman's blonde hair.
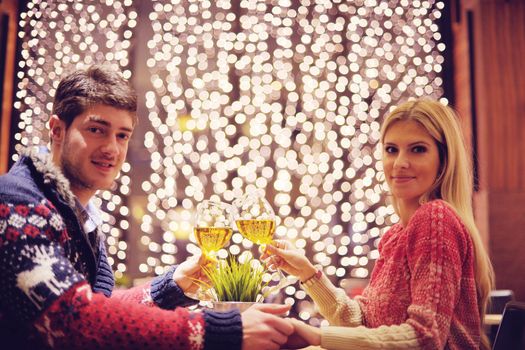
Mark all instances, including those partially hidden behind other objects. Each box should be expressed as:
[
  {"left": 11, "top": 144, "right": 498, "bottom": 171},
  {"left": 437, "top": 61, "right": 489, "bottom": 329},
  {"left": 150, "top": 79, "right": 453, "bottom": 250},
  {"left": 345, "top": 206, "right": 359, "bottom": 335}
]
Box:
[{"left": 381, "top": 99, "right": 494, "bottom": 349}]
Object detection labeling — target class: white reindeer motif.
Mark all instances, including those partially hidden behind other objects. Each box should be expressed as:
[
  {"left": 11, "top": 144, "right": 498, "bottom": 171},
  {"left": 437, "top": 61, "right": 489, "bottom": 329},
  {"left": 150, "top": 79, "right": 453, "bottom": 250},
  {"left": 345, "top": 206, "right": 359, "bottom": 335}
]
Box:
[{"left": 16, "top": 245, "right": 71, "bottom": 309}]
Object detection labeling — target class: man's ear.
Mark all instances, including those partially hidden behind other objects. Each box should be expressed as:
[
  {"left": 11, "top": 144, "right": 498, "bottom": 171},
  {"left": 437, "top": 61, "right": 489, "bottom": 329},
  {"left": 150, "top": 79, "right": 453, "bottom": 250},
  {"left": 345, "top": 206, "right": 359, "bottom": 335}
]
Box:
[{"left": 49, "top": 115, "right": 66, "bottom": 144}]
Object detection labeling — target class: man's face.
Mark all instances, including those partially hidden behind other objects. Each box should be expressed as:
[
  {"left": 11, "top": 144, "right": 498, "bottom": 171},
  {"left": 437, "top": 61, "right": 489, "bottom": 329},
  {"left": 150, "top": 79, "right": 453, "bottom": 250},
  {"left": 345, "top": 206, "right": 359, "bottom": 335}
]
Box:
[{"left": 53, "top": 104, "right": 134, "bottom": 202}]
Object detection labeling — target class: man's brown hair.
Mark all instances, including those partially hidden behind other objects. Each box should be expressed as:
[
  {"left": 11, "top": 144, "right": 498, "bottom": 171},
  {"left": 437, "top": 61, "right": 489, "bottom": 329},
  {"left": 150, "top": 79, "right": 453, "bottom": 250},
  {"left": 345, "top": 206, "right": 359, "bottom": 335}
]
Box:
[{"left": 52, "top": 65, "right": 137, "bottom": 127}]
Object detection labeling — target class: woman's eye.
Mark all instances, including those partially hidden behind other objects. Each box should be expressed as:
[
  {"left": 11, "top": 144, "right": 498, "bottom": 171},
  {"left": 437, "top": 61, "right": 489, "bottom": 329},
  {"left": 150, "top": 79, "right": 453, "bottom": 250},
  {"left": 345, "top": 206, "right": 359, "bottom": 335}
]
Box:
[
  {"left": 385, "top": 146, "right": 397, "bottom": 153},
  {"left": 412, "top": 145, "right": 427, "bottom": 153}
]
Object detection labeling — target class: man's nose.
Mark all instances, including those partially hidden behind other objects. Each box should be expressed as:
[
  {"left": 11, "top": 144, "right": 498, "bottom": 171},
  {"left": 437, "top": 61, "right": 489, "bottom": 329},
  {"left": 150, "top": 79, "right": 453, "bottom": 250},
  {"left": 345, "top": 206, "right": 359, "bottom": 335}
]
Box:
[{"left": 100, "top": 135, "right": 119, "bottom": 155}]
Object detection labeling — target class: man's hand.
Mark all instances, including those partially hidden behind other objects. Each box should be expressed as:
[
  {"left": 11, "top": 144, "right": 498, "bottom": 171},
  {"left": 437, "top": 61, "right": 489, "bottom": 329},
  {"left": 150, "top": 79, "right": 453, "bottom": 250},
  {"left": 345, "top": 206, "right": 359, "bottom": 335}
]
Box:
[
  {"left": 172, "top": 255, "right": 209, "bottom": 294},
  {"left": 282, "top": 318, "right": 321, "bottom": 349},
  {"left": 262, "top": 240, "right": 317, "bottom": 282},
  {"left": 241, "top": 304, "right": 294, "bottom": 350}
]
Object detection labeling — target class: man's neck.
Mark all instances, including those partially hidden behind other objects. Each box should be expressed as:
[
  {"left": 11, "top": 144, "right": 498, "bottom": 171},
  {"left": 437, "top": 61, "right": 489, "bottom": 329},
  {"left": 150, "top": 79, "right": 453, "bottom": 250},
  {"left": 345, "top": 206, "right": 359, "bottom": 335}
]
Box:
[
  {"left": 69, "top": 185, "right": 94, "bottom": 207},
  {"left": 50, "top": 150, "right": 94, "bottom": 207}
]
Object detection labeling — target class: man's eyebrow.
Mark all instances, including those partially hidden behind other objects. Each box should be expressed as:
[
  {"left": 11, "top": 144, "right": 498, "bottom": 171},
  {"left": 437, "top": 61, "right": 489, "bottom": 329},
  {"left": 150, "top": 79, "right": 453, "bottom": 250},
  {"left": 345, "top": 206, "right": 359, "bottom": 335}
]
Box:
[
  {"left": 87, "top": 116, "right": 133, "bottom": 133},
  {"left": 87, "top": 116, "right": 110, "bottom": 126}
]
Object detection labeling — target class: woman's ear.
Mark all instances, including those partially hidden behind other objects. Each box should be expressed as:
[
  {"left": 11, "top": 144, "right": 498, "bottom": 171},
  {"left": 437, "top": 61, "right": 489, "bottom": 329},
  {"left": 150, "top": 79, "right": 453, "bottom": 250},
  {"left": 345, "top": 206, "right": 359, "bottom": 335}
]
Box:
[{"left": 49, "top": 115, "right": 65, "bottom": 144}]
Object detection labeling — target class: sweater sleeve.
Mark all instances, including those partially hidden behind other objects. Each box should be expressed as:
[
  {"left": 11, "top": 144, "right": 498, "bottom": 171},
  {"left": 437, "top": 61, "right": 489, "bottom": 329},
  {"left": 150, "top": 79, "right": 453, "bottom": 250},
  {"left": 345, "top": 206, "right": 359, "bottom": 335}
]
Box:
[
  {"left": 35, "top": 282, "right": 242, "bottom": 350},
  {"left": 301, "top": 227, "right": 402, "bottom": 329},
  {"left": 0, "top": 200, "right": 242, "bottom": 350},
  {"left": 320, "top": 324, "right": 420, "bottom": 350},
  {"left": 95, "top": 232, "right": 198, "bottom": 309},
  {"left": 302, "top": 273, "right": 363, "bottom": 327},
  {"left": 110, "top": 265, "right": 199, "bottom": 309},
  {"left": 403, "top": 201, "right": 468, "bottom": 349},
  {"left": 317, "top": 201, "right": 469, "bottom": 350}
]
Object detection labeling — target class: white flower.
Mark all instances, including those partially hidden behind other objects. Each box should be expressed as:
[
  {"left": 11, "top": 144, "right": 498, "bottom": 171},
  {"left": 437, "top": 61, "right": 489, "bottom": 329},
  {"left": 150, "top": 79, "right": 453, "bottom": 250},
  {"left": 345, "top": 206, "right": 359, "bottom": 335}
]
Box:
[
  {"left": 8, "top": 214, "right": 26, "bottom": 228},
  {"left": 28, "top": 214, "right": 47, "bottom": 228},
  {"left": 49, "top": 214, "right": 64, "bottom": 231}
]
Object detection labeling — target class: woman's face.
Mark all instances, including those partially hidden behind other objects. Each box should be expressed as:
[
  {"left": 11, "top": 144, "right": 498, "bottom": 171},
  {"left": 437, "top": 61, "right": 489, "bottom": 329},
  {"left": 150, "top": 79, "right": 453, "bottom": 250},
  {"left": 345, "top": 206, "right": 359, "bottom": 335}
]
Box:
[{"left": 382, "top": 120, "right": 441, "bottom": 208}]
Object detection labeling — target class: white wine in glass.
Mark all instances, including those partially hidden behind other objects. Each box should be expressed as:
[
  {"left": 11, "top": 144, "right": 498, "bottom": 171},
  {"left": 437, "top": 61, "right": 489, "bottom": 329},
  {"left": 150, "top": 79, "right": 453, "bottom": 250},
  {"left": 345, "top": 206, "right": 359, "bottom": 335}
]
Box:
[
  {"left": 233, "top": 191, "right": 276, "bottom": 250},
  {"left": 194, "top": 200, "right": 233, "bottom": 260},
  {"left": 194, "top": 227, "right": 233, "bottom": 257},
  {"left": 235, "top": 219, "right": 275, "bottom": 246},
  {"left": 233, "top": 191, "right": 294, "bottom": 295}
]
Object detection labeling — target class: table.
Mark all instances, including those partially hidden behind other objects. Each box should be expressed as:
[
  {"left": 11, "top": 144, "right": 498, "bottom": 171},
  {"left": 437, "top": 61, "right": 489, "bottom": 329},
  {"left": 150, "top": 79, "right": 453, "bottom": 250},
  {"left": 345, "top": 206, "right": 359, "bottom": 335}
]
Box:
[{"left": 484, "top": 314, "right": 503, "bottom": 326}]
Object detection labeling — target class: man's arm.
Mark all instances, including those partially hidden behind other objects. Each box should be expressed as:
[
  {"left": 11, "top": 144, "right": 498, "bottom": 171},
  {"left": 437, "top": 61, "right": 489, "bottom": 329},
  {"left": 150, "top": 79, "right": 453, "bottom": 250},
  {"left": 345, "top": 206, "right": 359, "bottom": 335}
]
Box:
[
  {"left": 110, "top": 265, "right": 199, "bottom": 308},
  {"left": 0, "top": 200, "right": 242, "bottom": 349}
]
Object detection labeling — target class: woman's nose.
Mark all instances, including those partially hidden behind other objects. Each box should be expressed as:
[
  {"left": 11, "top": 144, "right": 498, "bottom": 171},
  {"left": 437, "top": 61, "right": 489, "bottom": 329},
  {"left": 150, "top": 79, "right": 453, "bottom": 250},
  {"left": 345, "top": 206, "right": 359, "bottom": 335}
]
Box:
[{"left": 393, "top": 153, "right": 409, "bottom": 169}]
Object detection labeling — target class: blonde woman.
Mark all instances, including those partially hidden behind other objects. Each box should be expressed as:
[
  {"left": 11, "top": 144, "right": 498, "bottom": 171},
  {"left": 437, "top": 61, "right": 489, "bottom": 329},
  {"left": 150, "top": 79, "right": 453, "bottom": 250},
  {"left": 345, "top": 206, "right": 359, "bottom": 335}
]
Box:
[{"left": 266, "top": 99, "right": 494, "bottom": 349}]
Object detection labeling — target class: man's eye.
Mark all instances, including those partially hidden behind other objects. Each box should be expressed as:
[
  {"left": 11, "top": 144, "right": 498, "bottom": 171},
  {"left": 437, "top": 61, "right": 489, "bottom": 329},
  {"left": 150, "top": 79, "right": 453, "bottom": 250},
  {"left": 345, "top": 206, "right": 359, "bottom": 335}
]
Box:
[
  {"left": 119, "top": 134, "right": 130, "bottom": 141},
  {"left": 88, "top": 127, "right": 103, "bottom": 134}
]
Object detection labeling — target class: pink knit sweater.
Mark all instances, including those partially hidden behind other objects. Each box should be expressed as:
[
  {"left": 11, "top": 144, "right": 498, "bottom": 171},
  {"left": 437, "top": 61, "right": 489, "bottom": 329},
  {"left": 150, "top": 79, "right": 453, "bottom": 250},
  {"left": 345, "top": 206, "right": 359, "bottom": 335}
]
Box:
[
  {"left": 361, "top": 200, "right": 481, "bottom": 348},
  {"left": 304, "top": 200, "right": 482, "bottom": 349}
]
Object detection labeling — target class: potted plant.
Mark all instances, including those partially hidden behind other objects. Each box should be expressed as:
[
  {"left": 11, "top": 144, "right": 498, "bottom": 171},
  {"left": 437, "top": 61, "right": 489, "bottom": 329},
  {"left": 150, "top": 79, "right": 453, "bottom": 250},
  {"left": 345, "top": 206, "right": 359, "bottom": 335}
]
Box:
[{"left": 199, "top": 254, "right": 269, "bottom": 312}]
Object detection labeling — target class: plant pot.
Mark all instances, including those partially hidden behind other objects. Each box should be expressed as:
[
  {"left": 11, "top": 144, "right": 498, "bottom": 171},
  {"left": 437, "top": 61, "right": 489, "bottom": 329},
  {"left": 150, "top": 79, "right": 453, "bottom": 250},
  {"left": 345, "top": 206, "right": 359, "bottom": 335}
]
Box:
[{"left": 212, "top": 301, "right": 257, "bottom": 313}]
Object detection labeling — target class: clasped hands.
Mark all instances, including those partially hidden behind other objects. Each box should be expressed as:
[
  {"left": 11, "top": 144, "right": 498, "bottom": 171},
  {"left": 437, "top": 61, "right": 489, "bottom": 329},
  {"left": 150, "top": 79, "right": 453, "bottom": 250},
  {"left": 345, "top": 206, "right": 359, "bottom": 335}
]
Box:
[{"left": 172, "top": 241, "right": 322, "bottom": 349}]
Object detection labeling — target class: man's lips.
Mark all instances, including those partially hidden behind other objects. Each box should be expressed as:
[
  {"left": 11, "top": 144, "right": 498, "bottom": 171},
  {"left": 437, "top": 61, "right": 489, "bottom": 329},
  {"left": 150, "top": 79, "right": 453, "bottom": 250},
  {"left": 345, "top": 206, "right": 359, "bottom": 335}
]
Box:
[{"left": 92, "top": 160, "right": 115, "bottom": 170}]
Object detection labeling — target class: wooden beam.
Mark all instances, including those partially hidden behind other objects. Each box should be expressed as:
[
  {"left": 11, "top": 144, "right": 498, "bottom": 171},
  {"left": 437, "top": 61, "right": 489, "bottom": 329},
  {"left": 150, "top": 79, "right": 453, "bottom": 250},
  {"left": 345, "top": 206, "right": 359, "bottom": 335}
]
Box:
[{"left": 0, "top": 0, "right": 18, "bottom": 174}]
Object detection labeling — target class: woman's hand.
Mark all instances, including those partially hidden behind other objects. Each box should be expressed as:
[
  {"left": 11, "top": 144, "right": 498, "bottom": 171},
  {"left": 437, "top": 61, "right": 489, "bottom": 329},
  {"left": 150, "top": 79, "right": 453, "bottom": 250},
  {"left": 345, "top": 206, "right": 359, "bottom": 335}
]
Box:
[
  {"left": 241, "top": 304, "right": 293, "bottom": 350},
  {"left": 263, "top": 240, "right": 317, "bottom": 282},
  {"left": 281, "top": 318, "right": 322, "bottom": 349},
  {"left": 172, "top": 254, "right": 209, "bottom": 294}
]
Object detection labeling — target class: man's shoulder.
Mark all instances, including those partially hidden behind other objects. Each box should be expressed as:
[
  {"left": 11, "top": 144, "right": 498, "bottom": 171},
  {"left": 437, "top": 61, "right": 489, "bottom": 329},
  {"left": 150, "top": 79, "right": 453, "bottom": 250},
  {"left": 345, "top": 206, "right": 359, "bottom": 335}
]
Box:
[{"left": 0, "top": 159, "right": 45, "bottom": 205}]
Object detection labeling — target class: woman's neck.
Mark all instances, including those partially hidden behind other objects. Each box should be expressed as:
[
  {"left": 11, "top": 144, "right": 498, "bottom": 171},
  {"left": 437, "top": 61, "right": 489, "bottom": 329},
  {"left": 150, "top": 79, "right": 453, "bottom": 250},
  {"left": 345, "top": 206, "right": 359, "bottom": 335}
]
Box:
[{"left": 396, "top": 199, "right": 420, "bottom": 227}]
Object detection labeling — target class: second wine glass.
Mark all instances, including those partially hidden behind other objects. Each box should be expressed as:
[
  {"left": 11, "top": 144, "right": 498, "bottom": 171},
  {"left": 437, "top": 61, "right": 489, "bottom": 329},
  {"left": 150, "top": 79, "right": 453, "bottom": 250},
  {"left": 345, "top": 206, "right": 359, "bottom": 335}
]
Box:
[
  {"left": 232, "top": 190, "right": 294, "bottom": 295},
  {"left": 233, "top": 190, "right": 276, "bottom": 251},
  {"left": 194, "top": 200, "right": 234, "bottom": 261}
]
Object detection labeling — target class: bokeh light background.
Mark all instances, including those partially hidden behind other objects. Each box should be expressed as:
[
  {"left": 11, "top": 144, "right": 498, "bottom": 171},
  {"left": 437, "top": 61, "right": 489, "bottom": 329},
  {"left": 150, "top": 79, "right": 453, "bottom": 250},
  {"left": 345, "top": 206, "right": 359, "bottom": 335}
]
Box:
[{"left": 11, "top": 0, "right": 446, "bottom": 324}]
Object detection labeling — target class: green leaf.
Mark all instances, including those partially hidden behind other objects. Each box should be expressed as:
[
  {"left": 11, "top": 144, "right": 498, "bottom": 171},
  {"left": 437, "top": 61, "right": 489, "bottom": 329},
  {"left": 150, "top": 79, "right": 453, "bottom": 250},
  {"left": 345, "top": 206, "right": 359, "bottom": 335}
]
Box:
[{"left": 198, "top": 255, "right": 269, "bottom": 302}]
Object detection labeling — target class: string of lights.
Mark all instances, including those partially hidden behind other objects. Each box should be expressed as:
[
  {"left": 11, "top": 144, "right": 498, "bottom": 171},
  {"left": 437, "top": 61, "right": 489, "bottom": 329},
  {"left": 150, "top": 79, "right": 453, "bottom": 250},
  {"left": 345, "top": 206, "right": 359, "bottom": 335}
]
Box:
[
  {"left": 142, "top": 0, "right": 446, "bottom": 323},
  {"left": 11, "top": 0, "right": 446, "bottom": 324}
]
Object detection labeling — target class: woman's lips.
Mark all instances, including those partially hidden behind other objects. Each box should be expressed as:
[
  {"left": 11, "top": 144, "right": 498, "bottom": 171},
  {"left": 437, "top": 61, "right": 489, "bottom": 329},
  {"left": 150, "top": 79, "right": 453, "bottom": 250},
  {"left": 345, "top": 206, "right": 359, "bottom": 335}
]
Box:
[{"left": 391, "top": 176, "right": 415, "bottom": 183}]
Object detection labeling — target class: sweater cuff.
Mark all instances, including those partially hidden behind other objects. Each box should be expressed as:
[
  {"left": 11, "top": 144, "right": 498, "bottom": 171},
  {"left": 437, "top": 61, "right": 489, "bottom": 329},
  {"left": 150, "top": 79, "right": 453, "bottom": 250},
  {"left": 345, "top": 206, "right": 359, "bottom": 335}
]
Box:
[
  {"left": 321, "top": 324, "right": 420, "bottom": 350},
  {"left": 150, "top": 265, "right": 199, "bottom": 309},
  {"left": 203, "top": 309, "right": 243, "bottom": 350},
  {"left": 302, "top": 273, "right": 347, "bottom": 309},
  {"left": 302, "top": 273, "right": 363, "bottom": 327}
]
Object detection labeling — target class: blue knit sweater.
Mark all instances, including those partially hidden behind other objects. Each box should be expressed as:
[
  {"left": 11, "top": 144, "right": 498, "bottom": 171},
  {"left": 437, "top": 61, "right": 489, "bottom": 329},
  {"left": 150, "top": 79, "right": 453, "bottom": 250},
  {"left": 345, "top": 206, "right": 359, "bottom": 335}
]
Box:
[{"left": 0, "top": 150, "right": 242, "bottom": 349}]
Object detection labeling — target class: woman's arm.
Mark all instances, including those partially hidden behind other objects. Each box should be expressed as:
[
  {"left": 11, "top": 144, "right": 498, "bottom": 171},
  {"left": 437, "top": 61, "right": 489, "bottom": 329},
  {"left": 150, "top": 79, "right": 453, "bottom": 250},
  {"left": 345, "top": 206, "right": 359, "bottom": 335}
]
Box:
[
  {"left": 265, "top": 241, "right": 364, "bottom": 327},
  {"left": 301, "top": 272, "right": 364, "bottom": 327},
  {"left": 285, "top": 320, "right": 420, "bottom": 350}
]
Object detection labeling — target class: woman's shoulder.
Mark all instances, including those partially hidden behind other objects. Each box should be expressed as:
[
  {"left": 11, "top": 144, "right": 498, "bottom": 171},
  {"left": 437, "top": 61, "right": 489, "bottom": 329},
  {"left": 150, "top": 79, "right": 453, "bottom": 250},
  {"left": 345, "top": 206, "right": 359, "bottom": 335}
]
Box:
[
  {"left": 406, "top": 200, "right": 470, "bottom": 246},
  {"left": 377, "top": 223, "right": 403, "bottom": 250},
  {"left": 410, "top": 199, "right": 463, "bottom": 227},
  {"left": 405, "top": 200, "right": 473, "bottom": 265}
]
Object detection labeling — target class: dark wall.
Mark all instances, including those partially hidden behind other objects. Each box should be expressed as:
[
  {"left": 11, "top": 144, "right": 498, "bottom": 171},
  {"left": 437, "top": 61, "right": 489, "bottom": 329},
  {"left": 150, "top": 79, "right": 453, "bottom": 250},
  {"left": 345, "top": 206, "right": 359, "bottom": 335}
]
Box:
[{"left": 452, "top": 0, "right": 525, "bottom": 301}]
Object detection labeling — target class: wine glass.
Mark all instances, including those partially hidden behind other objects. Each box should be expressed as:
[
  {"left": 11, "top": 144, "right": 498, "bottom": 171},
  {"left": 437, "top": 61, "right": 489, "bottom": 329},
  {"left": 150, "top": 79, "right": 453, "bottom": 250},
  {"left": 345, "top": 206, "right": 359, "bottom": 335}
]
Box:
[
  {"left": 194, "top": 200, "right": 234, "bottom": 261},
  {"left": 233, "top": 191, "right": 275, "bottom": 251},
  {"left": 232, "top": 190, "right": 294, "bottom": 295}
]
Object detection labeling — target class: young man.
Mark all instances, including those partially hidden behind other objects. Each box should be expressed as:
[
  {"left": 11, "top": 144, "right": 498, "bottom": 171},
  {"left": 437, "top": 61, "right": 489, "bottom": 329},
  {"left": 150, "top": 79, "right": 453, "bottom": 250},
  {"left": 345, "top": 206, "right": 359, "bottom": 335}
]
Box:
[{"left": 0, "top": 65, "right": 293, "bottom": 349}]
